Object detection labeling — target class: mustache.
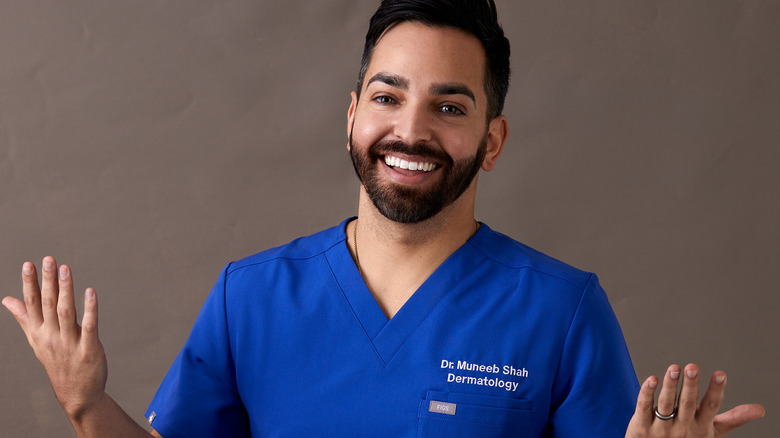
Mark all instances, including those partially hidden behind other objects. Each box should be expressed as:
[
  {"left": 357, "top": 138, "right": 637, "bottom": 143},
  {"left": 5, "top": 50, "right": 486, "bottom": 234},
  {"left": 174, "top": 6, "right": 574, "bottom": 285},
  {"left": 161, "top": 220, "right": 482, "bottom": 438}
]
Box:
[{"left": 368, "top": 140, "right": 453, "bottom": 165}]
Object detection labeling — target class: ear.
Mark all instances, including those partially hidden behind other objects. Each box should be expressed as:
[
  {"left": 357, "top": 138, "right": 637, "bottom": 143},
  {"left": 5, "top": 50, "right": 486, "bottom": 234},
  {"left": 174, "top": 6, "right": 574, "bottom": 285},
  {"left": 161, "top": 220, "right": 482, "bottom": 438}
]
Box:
[
  {"left": 481, "top": 115, "right": 508, "bottom": 171},
  {"left": 347, "top": 91, "right": 358, "bottom": 151}
]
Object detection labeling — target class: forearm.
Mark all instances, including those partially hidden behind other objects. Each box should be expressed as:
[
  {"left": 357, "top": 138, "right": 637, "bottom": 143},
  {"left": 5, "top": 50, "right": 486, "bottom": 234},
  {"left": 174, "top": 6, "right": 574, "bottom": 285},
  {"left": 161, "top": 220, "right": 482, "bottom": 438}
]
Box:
[{"left": 69, "top": 392, "right": 154, "bottom": 438}]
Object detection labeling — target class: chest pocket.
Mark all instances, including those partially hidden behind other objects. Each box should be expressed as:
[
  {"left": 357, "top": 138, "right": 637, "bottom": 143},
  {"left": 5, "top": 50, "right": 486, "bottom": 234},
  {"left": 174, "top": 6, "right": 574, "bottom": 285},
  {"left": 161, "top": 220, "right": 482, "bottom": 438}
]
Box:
[{"left": 416, "top": 390, "right": 533, "bottom": 437}]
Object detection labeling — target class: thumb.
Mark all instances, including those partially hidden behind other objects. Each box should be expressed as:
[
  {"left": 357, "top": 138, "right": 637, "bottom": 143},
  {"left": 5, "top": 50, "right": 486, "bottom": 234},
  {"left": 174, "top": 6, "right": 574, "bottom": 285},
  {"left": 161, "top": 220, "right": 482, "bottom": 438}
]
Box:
[
  {"left": 714, "top": 404, "right": 766, "bottom": 436},
  {"left": 2, "top": 296, "right": 30, "bottom": 331}
]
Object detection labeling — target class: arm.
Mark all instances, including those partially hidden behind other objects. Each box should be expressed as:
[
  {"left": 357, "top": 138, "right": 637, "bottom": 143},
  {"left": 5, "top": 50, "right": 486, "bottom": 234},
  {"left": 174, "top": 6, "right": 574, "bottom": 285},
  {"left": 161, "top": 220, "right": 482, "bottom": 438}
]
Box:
[
  {"left": 2, "top": 257, "right": 160, "bottom": 438},
  {"left": 144, "top": 263, "right": 251, "bottom": 437},
  {"left": 626, "top": 363, "right": 765, "bottom": 437},
  {"left": 549, "top": 275, "right": 640, "bottom": 436},
  {"left": 68, "top": 392, "right": 163, "bottom": 438}
]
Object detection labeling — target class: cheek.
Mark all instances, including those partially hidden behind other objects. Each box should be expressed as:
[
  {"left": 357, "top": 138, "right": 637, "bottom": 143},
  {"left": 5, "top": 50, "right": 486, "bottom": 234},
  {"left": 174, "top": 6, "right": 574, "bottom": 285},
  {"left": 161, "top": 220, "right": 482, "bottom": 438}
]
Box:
[
  {"left": 443, "top": 118, "right": 490, "bottom": 160},
  {"left": 440, "top": 133, "right": 476, "bottom": 160},
  {"left": 353, "top": 111, "right": 388, "bottom": 144}
]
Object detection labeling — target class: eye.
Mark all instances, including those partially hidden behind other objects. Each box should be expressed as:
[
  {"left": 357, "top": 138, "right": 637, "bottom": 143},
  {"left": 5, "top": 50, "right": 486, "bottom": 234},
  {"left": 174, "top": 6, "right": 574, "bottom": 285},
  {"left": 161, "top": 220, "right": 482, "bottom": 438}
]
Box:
[
  {"left": 440, "top": 104, "right": 465, "bottom": 116},
  {"left": 373, "top": 95, "right": 397, "bottom": 105}
]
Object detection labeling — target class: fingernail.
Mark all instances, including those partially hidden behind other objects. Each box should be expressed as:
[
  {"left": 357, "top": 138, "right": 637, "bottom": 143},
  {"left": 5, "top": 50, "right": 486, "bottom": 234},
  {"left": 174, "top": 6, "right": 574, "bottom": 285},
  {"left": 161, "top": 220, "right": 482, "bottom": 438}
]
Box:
[
  {"left": 670, "top": 370, "right": 680, "bottom": 380},
  {"left": 43, "top": 259, "right": 54, "bottom": 271},
  {"left": 59, "top": 266, "right": 69, "bottom": 280},
  {"left": 648, "top": 380, "right": 658, "bottom": 389},
  {"left": 715, "top": 375, "right": 726, "bottom": 384},
  {"left": 686, "top": 368, "right": 698, "bottom": 379},
  {"left": 86, "top": 288, "right": 95, "bottom": 300},
  {"left": 22, "top": 263, "right": 32, "bottom": 275}
]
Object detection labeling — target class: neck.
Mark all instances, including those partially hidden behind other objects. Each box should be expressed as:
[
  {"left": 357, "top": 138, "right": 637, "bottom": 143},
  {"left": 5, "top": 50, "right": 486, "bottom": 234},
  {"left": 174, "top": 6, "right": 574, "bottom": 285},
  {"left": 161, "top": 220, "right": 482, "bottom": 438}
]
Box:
[
  {"left": 347, "top": 184, "right": 479, "bottom": 319},
  {"left": 355, "top": 184, "right": 478, "bottom": 257}
]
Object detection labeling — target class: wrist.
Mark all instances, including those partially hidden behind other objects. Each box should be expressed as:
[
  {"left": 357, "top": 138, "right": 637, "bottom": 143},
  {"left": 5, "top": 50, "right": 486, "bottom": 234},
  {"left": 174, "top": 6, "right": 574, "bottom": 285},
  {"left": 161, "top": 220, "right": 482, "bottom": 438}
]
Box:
[{"left": 64, "top": 391, "right": 109, "bottom": 424}]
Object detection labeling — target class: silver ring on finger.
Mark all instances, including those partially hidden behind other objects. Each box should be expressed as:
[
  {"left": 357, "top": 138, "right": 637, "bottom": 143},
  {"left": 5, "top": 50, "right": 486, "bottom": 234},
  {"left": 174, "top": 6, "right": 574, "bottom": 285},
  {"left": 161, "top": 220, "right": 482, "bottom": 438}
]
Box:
[{"left": 654, "top": 406, "right": 677, "bottom": 421}]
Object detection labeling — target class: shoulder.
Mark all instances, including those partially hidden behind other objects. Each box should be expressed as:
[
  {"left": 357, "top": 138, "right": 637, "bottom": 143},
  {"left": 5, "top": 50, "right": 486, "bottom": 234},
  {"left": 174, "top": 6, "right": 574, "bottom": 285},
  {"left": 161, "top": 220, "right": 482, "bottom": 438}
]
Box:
[
  {"left": 226, "top": 219, "right": 349, "bottom": 277},
  {"left": 468, "top": 223, "right": 594, "bottom": 291}
]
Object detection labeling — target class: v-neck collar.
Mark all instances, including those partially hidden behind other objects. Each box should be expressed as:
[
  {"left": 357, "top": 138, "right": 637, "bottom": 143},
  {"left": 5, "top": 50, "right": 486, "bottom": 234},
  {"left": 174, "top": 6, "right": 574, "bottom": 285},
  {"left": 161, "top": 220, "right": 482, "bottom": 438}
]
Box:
[{"left": 325, "top": 218, "right": 489, "bottom": 365}]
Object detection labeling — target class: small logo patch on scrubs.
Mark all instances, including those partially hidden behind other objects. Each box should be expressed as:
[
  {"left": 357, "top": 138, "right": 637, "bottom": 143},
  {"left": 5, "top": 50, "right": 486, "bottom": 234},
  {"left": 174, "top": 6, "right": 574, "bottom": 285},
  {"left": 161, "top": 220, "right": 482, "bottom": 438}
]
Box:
[
  {"left": 147, "top": 411, "right": 156, "bottom": 425},
  {"left": 428, "top": 400, "right": 457, "bottom": 416}
]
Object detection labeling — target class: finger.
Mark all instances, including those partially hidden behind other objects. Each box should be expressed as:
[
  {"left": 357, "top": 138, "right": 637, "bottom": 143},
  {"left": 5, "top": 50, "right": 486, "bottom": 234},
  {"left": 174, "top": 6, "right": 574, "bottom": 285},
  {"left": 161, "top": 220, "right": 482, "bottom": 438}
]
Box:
[
  {"left": 40, "top": 256, "right": 60, "bottom": 330},
  {"left": 80, "top": 288, "right": 100, "bottom": 349},
  {"left": 713, "top": 403, "right": 766, "bottom": 436},
  {"left": 632, "top": 376, "right": 659, "bottom": 429},
  {"left": 656, "top": 364, "right": 681, "bottom": 418},
  {"left": 676, "top": 363, "right": 700, "bottom": 423},
  {"left": 57, "top": 265, "right": 78, "bottom": 340},
  {"left": 696, "top": 371, "right": 727, "bottom": 425},
  {"left": 2, "top": 296, "right": 32, "bottom": 337},
  {"left": 21, "top": 261, "right": 44, "bottom": 327}
]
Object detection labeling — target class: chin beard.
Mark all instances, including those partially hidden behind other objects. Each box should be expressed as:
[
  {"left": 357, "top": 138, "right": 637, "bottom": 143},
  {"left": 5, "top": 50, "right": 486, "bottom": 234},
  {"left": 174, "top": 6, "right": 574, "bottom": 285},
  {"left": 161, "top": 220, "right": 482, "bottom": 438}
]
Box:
[{"left": 349, "top": 136, "right": 487, "bottom": 224}]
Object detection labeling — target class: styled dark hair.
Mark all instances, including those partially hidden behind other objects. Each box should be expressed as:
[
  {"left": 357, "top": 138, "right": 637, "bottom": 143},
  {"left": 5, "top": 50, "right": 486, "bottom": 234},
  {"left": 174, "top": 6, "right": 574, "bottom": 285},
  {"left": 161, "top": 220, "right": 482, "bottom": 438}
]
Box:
[{"left": 357, "top": 0, "right": 511, "bottom": 120}]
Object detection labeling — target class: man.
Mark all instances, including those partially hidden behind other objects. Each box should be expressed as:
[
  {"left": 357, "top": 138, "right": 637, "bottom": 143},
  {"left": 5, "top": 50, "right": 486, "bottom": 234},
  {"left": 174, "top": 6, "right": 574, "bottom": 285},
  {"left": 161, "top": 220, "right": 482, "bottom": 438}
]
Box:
[{"left": 2, "top": 1, "right": 764, "bottom": 437}]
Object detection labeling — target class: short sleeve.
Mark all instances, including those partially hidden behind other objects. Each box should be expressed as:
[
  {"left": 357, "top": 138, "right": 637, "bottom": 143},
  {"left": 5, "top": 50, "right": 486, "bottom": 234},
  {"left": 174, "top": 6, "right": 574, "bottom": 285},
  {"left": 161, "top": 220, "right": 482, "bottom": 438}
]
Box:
[
  {"left": 549, "top": 274, "right": 639, "bottom": 437},
  {"left": 145, "top": 264, "right": 250, "bottom": 438}
]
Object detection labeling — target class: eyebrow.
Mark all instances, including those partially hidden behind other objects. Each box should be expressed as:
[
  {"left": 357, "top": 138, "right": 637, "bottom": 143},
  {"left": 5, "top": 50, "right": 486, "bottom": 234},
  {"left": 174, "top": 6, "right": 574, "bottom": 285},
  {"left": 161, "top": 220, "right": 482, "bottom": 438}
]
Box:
[
  {"left": 366, "top": 72, "right": 477, "bottom": 109},
  {"left": 430, "top": 82, "right": 476, "bottom": 108},
  {"left": 367, "top": 72, "right": 409, "bottom": 90}
]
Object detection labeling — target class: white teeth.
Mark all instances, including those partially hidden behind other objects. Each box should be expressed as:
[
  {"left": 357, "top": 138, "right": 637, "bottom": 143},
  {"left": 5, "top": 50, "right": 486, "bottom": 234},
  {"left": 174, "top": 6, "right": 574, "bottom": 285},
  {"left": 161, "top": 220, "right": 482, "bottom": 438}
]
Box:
[{"left": 384, "top": 155, "right": 436, "bottom": 172}]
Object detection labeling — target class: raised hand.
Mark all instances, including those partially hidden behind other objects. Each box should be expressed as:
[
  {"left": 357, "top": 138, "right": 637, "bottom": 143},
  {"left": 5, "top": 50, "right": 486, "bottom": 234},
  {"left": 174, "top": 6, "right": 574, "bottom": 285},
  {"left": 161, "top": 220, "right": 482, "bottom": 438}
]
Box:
[
  {"left": 2, "top": 257, "right": 108, "bottom": 420},
  {"left": 626, "top": 363, "right": 765, "bottom": 437}
]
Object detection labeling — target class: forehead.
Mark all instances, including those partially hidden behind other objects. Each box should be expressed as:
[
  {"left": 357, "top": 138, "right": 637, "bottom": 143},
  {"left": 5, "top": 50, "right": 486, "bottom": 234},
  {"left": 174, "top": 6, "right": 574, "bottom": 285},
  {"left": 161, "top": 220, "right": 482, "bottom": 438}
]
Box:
[{"left": 364, "top": 22, "right": 487, "bottom": 101}]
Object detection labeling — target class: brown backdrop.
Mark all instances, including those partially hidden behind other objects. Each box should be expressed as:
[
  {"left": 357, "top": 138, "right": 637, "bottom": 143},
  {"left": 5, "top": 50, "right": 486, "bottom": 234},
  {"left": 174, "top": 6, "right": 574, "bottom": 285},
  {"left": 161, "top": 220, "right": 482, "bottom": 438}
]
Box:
[{"left": 1, "top": 1, "right": 777, "bottom": 436}]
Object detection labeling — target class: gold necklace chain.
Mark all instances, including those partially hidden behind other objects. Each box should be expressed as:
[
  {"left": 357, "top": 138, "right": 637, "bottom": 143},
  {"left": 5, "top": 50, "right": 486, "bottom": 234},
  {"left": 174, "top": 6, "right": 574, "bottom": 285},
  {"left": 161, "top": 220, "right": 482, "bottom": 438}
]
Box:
[{"left": 354, "top": 218, "right": 361, "bottom": 275}]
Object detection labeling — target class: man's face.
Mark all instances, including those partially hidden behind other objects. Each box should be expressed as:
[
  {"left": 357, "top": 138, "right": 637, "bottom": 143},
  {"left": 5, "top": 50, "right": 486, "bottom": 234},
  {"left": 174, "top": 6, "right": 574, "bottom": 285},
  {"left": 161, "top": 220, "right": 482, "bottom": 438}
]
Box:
[{"left": 348, "top": 22, "right": 495, "bottom": 224}]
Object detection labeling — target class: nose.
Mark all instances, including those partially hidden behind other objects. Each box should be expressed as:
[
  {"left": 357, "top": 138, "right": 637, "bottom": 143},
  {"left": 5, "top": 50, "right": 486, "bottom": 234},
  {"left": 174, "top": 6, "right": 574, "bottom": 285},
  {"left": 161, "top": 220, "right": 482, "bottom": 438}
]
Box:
[{"left": 393, "top": 101, "right": 433, "bottom": 145}]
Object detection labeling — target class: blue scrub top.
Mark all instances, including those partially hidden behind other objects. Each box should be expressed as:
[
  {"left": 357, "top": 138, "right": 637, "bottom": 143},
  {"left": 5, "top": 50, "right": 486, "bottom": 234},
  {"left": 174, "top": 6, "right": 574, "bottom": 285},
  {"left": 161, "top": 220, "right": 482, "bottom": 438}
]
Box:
[{"left": 147, "top": 219, "right": 639, "bottom": 437}]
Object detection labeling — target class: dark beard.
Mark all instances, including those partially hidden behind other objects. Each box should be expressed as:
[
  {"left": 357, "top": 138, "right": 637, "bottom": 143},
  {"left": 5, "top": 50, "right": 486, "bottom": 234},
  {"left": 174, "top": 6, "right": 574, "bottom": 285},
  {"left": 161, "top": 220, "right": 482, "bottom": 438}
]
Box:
[{"left": 349, "top": 136, "right": 487, "bottom": 224}]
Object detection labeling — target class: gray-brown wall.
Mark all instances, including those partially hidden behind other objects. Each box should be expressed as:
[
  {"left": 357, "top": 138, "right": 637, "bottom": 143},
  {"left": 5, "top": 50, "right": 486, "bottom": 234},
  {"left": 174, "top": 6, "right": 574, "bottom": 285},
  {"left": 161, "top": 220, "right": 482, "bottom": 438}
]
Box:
[{"left": 1, "top": 1, "right": 776, "bottom": 436}]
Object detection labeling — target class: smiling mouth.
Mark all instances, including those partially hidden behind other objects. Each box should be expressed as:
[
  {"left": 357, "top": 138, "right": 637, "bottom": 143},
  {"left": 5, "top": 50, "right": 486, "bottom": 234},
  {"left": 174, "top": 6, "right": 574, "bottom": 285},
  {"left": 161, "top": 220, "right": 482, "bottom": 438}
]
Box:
[{"left": 384, "top": 154, "right": 438, "bottom": 172}]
